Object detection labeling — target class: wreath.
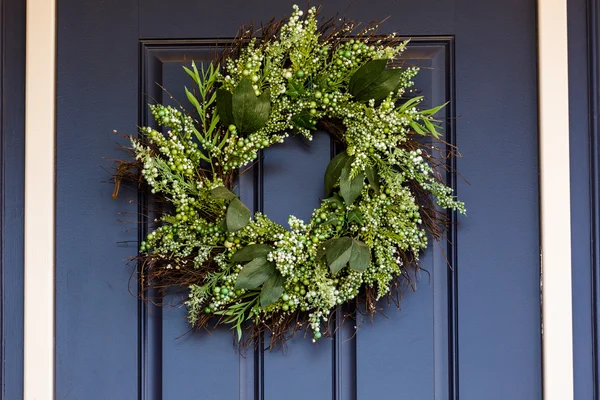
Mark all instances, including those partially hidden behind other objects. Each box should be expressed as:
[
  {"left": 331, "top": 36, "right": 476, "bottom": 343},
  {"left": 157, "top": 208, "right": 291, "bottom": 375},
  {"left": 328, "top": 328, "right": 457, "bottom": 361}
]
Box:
[{"left": 113, "top": 5, "right": 465, "bottom": 347}]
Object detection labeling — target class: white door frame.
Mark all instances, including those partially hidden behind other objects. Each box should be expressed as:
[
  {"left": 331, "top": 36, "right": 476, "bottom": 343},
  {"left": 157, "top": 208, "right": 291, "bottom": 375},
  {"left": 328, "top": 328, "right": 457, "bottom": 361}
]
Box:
[{"left": 22, "top": 0, "right": 574, "bottom": 398}]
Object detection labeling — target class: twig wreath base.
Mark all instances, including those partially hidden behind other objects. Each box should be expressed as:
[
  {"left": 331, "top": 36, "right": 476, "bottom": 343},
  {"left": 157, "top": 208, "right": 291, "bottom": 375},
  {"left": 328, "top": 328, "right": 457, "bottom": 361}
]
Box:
[{"left": 113, "top": 5, "right": 465, "bottom": 348}]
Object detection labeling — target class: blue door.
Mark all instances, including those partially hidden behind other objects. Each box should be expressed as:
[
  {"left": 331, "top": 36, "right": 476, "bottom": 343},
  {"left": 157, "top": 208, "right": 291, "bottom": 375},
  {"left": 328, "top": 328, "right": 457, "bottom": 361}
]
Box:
[{"left": 55, "top": 1, "right": 541, "bottom": 399}]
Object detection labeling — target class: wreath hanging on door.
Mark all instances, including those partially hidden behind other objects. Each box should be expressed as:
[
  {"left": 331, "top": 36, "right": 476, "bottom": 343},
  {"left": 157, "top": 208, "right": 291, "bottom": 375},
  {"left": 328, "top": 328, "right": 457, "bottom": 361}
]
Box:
[{"left": 113, "top": 5, "right": 465, "bottom": 347}]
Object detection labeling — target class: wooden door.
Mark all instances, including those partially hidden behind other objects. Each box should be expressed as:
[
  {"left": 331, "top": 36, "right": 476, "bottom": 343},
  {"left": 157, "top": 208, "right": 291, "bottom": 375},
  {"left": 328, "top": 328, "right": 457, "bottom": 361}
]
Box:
[{"left": 55, "top": 1, "right": 541, "bottom": 399}]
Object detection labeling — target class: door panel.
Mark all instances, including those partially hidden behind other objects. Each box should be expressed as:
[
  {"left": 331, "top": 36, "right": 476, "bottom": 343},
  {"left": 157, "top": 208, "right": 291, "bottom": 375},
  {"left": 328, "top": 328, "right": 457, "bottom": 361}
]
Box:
[
  {"left": 355, "top": 41, "right": 454, "bottom": 400},
  {"left": 56, "top": 1, "right": 541, "bottom": 399}
]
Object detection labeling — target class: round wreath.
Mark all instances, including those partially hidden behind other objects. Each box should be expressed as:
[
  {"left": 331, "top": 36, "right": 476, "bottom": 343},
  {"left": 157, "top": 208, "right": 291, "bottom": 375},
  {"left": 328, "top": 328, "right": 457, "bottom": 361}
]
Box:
[{"left": 114, "top": 5, "right": 465, "bottom": 347}]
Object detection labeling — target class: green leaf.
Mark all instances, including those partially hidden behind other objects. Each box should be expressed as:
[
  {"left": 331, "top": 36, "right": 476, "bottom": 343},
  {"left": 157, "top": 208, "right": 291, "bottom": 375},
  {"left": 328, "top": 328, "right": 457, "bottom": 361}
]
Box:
[
  {"left": 349, "top": 59, "right": 404, "bottom": 103},
  {"left": 231, "top": 244, "right": 274, "bottom": 263},
  {"left": 347, "top": 210, "right": 365, "bottom": 226},
  {"left": 421, "top": 101, "right": 448, "bottom": 116},
  {"left": 291, "top": 111, "right": 317, "bottom": 130},
  {"left": 353, "top": 69, "right": 404, "bottom": 103},
  {"left": 410, "top": 121, "right": 427, "bottom": 135},
  {"left": 397, "top": 96, "right": 423, "bottom": 113},
  {"left": 216, "top": 89, "right": 234, "bottom": 128},
  {"left": 423, "top": 117, "right": 442, "bottom": 139},
  {"left": 232, "top": 78, "right": 271, "bottom": 134},
  {"left": 226, "top": 198, "right": 251, "bottom": 232},
  {"left": 210, "top": 186, "right": 236, "bottom": 201},
  {"left": 234, "top": 257, "right": 276, "bottom": 289},
  {"left": 316, "top": 238, "right": 334, "bottom": 261},
  {"left": 260, "top": 272, "right": 285, "bottom": 307},
  {"left": 324, "top": 151, "right": 350, "bottom": 196},
  {"left": 365, "top": 165, "right": 380, "bottom": 194},
  {"left": 183, "top": 61, "right": 201, "bottom": 86},
  {"left": 322, "top": 193, "right": 344, "bottom": 206},
  {"left": 185, "top": 86, "right": 203, "bottom": 117},
  {"left": 339, "top": 158, "right": 365, "bottom": 206},
  {"left": 349, "top": 59, "right": 387, "bottom": 98},
  {"left": 349, "top": 239, "right": 371, "bottom": 272},
  {"left": 286, "top": 80, "right": 305, "bottom": 98},
  {"left": 252, "top": 89, "right": 271, "bottom": 131},
  {"left": 207, "top": 113, "right": 220, "bottom": 136},
  {"left": 325, "top": 237, "right": 353, "bottom": 274}
]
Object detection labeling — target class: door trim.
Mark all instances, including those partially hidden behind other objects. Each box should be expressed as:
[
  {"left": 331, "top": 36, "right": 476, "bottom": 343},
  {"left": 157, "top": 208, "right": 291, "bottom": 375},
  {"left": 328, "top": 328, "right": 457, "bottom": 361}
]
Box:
[
  {"left": 24, "top": 0, "right": 56, "bottom": 398},
  {"left": 23, "top": 0, "right": 572, "bottom": 398},
  {"left": 538, "top": 0, "right": 574, "bottom": 399}
]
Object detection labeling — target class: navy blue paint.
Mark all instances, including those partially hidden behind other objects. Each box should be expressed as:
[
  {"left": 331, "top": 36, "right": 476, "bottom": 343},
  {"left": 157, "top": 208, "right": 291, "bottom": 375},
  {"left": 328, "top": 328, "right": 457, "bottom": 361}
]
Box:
[
  {"left": 0, "top": 0, "right": 25, "bottom": 397},
  {"left": 356, "top": 41, "right": 454, "bottom": 400},
  {"left": 569, "top": 0, "right": 600, "bottom": 398},
  {"left": 261, "top": 132, "right": 334, "bottom": 400},
  {"left": 453, "top": 2, "right": 540, "bottom": 399},
  {"left": 56, "top": 1, "right": 541, "bottom": 399},
  {"left": 56, "top": 0, "right": 139, "bottom": 399}
]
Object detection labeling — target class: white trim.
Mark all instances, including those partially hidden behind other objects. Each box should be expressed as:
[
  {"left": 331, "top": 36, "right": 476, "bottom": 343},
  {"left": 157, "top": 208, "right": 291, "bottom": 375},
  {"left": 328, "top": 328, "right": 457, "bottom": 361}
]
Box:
[
  {"left": 24, "top": 0, "right": 56, "bottom": 398},
  {"left": 538, "top": 0, "right": 574, "bottom": 399}
]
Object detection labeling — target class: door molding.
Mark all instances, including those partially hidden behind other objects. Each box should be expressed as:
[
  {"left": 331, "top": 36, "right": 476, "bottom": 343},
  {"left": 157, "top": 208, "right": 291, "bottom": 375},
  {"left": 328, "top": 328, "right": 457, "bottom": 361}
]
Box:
[
  {"left": 23, "top": 0, "right": 573, "bottom": 399},
  {"left": 538, "top": 1, "right": 574, "bottom": 399},
  {"left": 24, "top": 0, "right": 56, "bottom": 398}
]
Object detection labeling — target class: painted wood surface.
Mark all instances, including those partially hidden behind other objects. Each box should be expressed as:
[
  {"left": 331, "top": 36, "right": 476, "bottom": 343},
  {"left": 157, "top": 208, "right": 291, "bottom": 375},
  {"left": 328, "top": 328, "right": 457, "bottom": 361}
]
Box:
[
  {"left": 1, "top": 0, "right": 26, "bottom": 398},
  {"left": 55, "top": 1, "right": 541, "bottom": 399}
]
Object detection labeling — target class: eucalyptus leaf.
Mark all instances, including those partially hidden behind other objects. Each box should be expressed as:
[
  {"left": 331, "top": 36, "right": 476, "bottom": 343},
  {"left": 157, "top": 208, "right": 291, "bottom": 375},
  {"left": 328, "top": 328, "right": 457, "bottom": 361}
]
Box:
[
  {"left": 210, "top": 186, "right": 236, "bottom": 201},
  {"left": 339, "top": 158, "right": 365, "bottom": 206},
  {"left": 216, "top": 89, "right": 234, "bottom": 128},
  {"left": 349, "top": 239, "right": 371, "bottom": 272},
  {"left": 316, "top": 238, "right": 335, "bottom": 261},
  {"left": 365, "top": 165, "right": 380, "bottom": 194},
  {"left": 260, "top": 272, "right": 285, "bottom": 307},
  {"left": 226, "top": 197, "right": 251, "bottom": 232},
  {"left": 353, "top": 68, "right": 404, "bottom": 103},
  {"left": 324, "top": 151, "right": 350, "bottom": 196},
  {"left": 232, "top": 78, "right": 271, "bottom": 134},
  {"left": 349, "top": 59, "right": 387, "bottom": 97},
  {"left": 231, "top": 244, "right": 274, "bottom": 263},
  {"left": 252, "top": 89, "right": 271, "bottom": 131},
  {"left": 234, "top": 257, "right": 276, "bottom": 289},
  {"left": 325, "top": 237, "right": 353, "bottom": 274}
]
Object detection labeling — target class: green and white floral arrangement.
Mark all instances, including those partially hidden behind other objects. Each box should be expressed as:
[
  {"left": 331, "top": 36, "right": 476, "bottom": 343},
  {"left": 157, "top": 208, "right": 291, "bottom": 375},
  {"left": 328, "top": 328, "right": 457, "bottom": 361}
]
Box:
[{"left": 113, "top": 5, "right": 465, "bottom": 347}]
